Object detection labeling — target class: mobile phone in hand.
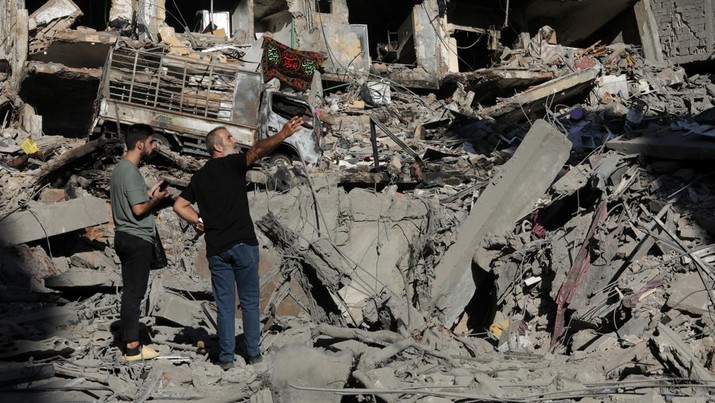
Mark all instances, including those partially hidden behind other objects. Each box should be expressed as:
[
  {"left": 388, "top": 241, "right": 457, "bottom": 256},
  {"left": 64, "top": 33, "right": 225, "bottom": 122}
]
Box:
[{"left": 159, "top": 180, "right": 170, "bottom": 191}]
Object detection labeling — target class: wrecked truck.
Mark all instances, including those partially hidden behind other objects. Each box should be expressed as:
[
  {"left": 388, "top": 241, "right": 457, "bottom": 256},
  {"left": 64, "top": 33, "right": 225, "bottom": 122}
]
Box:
[{"left": 90, "top": 46, "right": 321, "bottom": 164}]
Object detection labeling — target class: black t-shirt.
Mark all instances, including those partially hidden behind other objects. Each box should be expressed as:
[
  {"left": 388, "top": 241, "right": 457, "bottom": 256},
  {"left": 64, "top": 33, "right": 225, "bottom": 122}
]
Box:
[{"left": 180, "top": 153, "right": 258, "bottom": 257}]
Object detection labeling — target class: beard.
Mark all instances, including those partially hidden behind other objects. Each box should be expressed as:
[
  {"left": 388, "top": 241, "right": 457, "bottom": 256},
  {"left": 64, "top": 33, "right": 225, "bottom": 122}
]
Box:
[
  {"left": 140, "top": 148, "right": 153, "bottom": 161},
  {"left": 223, "top": 143, "right": 239, "bottom": 155}
]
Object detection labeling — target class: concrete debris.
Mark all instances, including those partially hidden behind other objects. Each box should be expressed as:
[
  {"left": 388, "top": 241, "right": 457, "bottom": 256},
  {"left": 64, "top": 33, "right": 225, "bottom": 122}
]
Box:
[
  {"left": 651, "top": 323, "right": 715, "bottom": 383},
  {"left": 0, "top": 194, "right": 109, "bottom": 245},
  {"left": 431, "top": 119, "right": 570, "bottom": 326},
  {"left": 666, "top": 272, "right": 709, "bottom": 315},
  {"left": 2, "top": 1, "right": 715, "bottom": 401},
  {"left": 270, "top": 345, "right": 353, "bottom": 403}
]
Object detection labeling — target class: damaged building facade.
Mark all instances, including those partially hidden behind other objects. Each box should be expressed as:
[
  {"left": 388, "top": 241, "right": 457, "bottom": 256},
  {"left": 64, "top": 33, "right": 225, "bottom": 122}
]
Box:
[
  {"left": 3, "top": 0, "right": 715, "bottom": 402},
  {"left": 3, "top": 0, "right": 714, "bottom": 139}
]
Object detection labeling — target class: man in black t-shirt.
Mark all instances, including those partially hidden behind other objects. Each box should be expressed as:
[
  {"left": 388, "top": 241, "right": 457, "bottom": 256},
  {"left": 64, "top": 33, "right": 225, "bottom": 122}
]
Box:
[{"left": 173, "top": 117, "right": 303, "bottom": 369}]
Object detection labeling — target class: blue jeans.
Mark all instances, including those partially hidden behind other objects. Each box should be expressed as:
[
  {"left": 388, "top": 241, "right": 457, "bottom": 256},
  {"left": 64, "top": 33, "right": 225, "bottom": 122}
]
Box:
[{"left": 208, "top": 243, "right": 260, "bottom": 363}]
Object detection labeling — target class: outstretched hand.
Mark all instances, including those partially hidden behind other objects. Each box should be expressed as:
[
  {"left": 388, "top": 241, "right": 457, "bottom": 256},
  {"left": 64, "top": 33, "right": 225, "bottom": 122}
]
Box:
[{"left": 280, "top": 116, "right": 303, "bottom": 138}]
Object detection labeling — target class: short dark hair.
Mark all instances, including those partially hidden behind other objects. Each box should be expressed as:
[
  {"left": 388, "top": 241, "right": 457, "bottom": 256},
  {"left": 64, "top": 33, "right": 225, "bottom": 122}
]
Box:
[
  {"left": 125, "top": 124, "right": 154, "bottom": 150},
  {"left": 206, "top": 126, "right": 228, "bottom": 155}
]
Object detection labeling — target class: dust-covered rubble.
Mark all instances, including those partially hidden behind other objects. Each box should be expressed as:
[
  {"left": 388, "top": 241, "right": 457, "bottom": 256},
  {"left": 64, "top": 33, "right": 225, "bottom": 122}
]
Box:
[{"left": 2, "top": 2, "right": 715, "bottom": 402}]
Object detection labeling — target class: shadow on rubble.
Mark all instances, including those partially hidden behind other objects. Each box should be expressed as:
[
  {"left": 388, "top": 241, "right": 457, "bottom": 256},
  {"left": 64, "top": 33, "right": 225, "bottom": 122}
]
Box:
[{"left": 0, "top": 245, "right": 70, "bottom": 403}]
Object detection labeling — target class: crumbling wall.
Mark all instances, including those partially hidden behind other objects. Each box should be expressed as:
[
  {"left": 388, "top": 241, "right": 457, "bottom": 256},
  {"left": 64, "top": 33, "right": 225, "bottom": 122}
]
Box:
[
  {"left": 108, "top": 0, "right": 165, "bottom": 35},
  {"left": 410, "top": 1, "right": 442, "bottom": 88},
  {"left": 289, "top": 0, "right": 369, "bottom": 78},
  {"left": 651, "top": 0, "right": 715, "bottom": 63},
  {"left": 137, "top": 0, "right": 166, "bottom": 36},
  {"left": 231, "top": 0, "right": 254, "bottom": 43},
  {"left": 108, "top": 0, "right": 132, "bottom": 27},
  {"left": 287, "top": 0, "right": 444, "bottom": 88},
  {"left": 0, "top": 0, "right": 10, "bottom": 61},
  {"left": 0, "top": 5, "right": 28, "bottom": 92}
]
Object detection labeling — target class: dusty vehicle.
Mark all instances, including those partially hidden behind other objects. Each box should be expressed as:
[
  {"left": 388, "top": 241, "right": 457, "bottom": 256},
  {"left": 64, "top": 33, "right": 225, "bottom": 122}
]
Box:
[{"left": 90, "top": 45, "right": 321, "bottom": 164}]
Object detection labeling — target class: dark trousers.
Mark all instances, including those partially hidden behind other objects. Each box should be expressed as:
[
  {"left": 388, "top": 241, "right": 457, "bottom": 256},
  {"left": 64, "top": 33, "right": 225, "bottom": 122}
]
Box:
[{"left": 114, "top": 231, "right": 152, "bottom": 343}]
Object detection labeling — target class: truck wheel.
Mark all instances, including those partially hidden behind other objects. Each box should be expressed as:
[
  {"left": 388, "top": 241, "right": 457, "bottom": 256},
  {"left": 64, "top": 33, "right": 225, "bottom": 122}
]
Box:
[
  {"left": 266, "top": 153, "right": 292, "bottom": 167},
  {"left": 153, "top": 133, "right": 172, "bottom": 151}
]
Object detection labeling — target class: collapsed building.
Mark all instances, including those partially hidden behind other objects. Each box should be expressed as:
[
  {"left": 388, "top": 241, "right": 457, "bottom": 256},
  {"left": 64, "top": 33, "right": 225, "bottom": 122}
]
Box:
[{"left": 2, "top": 0, "right": 715, "bottom": 402}]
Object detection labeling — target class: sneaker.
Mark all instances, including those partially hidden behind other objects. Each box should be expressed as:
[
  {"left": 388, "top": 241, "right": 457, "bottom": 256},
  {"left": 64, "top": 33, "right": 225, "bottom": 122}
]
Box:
[
  {"left": 248, "top": 355, "right": 263, "bottom": 365},
  {"left": 217, "top": 360, "right": 234, "bottom": 371},
  {"left": 122, "top": 345, "right": 161, "bottom": 361}
]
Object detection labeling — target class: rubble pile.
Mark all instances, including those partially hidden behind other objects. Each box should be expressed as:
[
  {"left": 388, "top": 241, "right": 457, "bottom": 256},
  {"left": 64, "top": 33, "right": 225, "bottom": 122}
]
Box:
[{"left": 2, "top": 1, "right": 715, "bottom": 402}]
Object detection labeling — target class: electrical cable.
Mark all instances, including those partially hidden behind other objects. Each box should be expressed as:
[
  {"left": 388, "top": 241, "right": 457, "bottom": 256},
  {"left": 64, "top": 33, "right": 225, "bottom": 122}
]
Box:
[{"left": 455, "top": 35, "right": 483, "bottom": 50}]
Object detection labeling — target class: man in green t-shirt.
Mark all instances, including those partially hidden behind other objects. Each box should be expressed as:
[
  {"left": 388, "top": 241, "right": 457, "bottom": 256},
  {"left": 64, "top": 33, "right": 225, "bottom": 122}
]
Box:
[{"left": 110, "top": 124, "right": 169, "bottom": 361}]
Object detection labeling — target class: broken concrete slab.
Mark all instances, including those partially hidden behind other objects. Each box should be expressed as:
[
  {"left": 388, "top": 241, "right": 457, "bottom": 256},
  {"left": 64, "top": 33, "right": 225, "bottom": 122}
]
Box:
[
  {"left": 69, "top": 251, "right": 115, "bottom": 271},
  {"left": 28, "top": 29, "right": 116, "bottom": 68},
  {"left": 445, "top": 68, "right": 555, "bottom": 105},
  {"left": 338, "top": 188, "right": 430, "bottom": 324},
  {"left": 666, "top": 272, "right": 708, "bottom": 315},
  {"left": 44, "top": 268, "right": 119, "bottom": 289},
  {"left": 270, "top": 344, "right": 353, "bottom": 403},
  {"left": 152, "top": 290, "right": 206, "bottom": 328},
  {"left": 256, "top": 212, "right": 352, "bottom": 290},
  {"left": 28, "top": 0, "right": 81, "bottom": 31},
  {"left": 431, "top": 119, "right": 571, "bottom": 326},
  {"left": 551, "top": 164, "right": 592, "bottom": 195},
  {"left": 26, "top": 61, "right": 102, "bottom": 79},
  {"left": 0, "top": 194, "right": 109, "bottom": 245}
]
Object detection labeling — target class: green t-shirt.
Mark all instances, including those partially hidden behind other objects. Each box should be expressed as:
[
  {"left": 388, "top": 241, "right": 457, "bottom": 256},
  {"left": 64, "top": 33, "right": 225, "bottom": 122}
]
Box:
[{"left": 110, "top": 159, "right": 154, "bottom": 244}]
